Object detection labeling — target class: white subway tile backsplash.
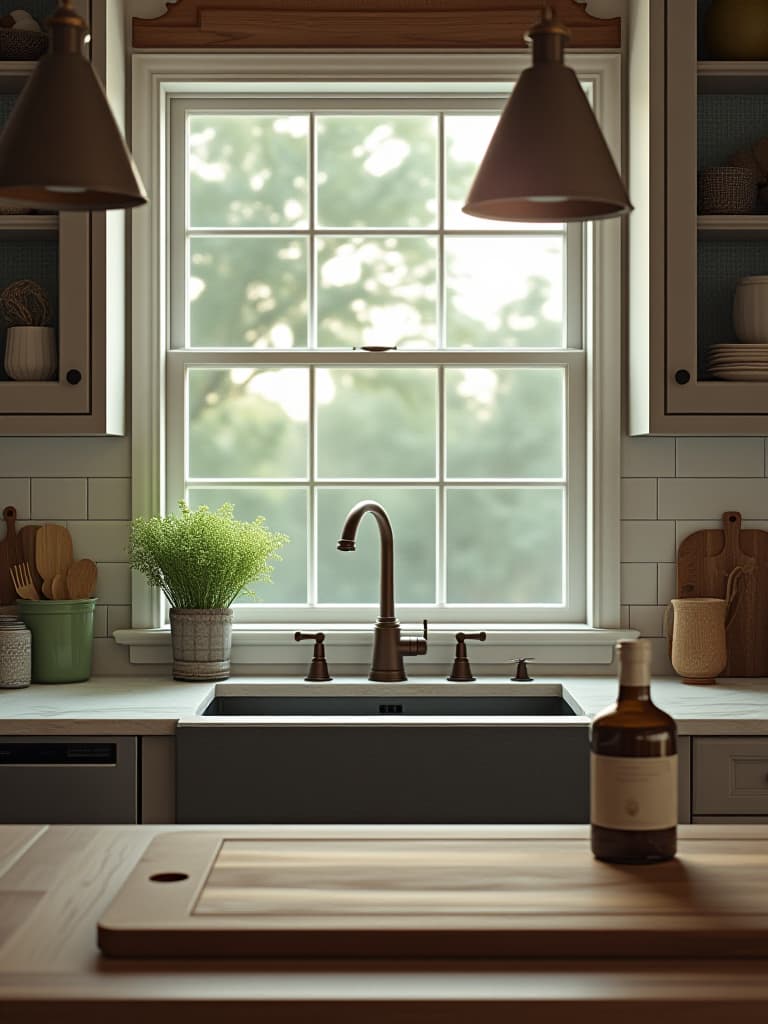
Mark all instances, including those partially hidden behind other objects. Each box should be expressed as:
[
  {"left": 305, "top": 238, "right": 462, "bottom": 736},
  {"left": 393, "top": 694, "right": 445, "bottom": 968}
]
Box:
[
  {"left": 93, "top": 604, "right": 108, "bottom": 638},
  {"left": 629, "top": 605, "right": 666, "bottom": 638},
  {"left": 657, "top": 563, "right": 677, "bottom": 605},
  {"left": 621, "top": 520, "right": 676, "bottom": 562},
  {"left": 0, "top": 437, "right": 130, "bottom": 477},
  {"left": 31, "top": 478, "right": 87, "bottom": 520},
  {"left": 88, "top": 478, "right": 130, "bottom": 520},
  {"left": 107, "top": 605, "right": 131, "bottom": 634},
  {"left": 0, "top": 479, "right": 30, "bottom": 518},
  {"left": 620, "top": 563, "right": 657, "bottom": 605},
  {"left": 621, "top": 436, "right": 675, "bottom": 477},
  {"left": 658, "top": 478, "right": 768, "bottom": 520},
  {"left": 676, "top": 437, "right": 765, "bottom": 478},
  {"left": 93, "top": 563, "right": 131, "bottom": 604},
  {"left": 621, "top": 478, "right": 657, "bottom": 519},
  {"left": 66, "top": 521, "right": 130, "bottom": 562}
]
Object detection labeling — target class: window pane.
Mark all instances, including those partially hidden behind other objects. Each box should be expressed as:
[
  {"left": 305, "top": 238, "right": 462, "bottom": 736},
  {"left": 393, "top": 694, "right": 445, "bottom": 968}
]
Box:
[
  {"left": 317, "top": 236, "right": 437, "bottom": 348},
  {"left": 188, "top": 368, "right": 309, "bottom": 479},
  {"left": 317, "top": 488, "right": 436, "bottom": 604},
  {"left": 189, "top": 237, "right": 308, "bottom": 348},
  {"left": 188, "top": 486, "right": 307, "bottom": 604},
  {"left": 444, "top": 115, "right": 563, "bottom": 231},
  {"left": 189, "top": 114, "right": 308, "bottom": 228},
  {"left": 445, "top": 236, "right": 564, "bottom": 348},
  {"left": 446, "top": 488, "right": 563, "bottom": 604},
  {"left": 445, "top": 367, "right": 564, "bottom": 478},
  {"left": 317, "top": 368, "right": 437, "bottom": 479},
  {"left": 316, "top": 115, "right": 437, "bottom": 228}
]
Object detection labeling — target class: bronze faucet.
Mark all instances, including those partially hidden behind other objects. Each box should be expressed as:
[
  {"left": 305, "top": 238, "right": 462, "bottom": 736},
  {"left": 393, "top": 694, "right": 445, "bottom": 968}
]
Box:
[{"left": 337, "top": 500, "right": 427, "bottom": 681}]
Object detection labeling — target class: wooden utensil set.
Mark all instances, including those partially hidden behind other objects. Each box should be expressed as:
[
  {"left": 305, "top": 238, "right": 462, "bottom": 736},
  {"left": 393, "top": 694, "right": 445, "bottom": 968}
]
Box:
[{"left": 1, "top": 506, "right": 97, "bottom": 604}]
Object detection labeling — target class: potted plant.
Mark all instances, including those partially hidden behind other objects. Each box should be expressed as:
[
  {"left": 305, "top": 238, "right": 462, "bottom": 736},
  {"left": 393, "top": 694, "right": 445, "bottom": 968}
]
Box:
[
  {"left": 129, "top": 501, "right": 288, "bottom": 681},
  {"left": 1, "top": 279, "right": 57, "bottom": 381}
]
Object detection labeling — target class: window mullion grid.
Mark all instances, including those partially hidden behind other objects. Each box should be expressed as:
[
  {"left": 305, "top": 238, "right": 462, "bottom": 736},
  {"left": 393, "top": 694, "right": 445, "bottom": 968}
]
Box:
[
  {"left": 308, "top": 112, "right": 318, "bottom": 606},
  {"left": 437, "top": 112, "right": 446, "bottom": 607}
]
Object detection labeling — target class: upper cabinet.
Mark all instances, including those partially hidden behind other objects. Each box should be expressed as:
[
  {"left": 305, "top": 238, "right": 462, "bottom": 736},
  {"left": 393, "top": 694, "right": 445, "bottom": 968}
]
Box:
[
  {"left": 0, "top": 0, "right": 125, "bottom": 436},
  {"left": 630, "top": 0, "right": 768, "bottom": 434}
]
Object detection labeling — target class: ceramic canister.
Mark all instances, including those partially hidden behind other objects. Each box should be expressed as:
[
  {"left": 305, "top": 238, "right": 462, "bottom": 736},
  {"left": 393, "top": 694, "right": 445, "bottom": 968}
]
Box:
[
  {"left": 0, "top": 617, "right": 31, "bottom": 688},
  {"left": 733, "top": 276, "right": 768, "bottom": 343}
]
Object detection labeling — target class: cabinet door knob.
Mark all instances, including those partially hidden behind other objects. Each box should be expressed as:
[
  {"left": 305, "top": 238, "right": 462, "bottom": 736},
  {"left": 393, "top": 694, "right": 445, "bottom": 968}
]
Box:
[
  {"left": 66, "top": 369, "right": 82, "bottom": 385},
  {"left": 674, "top": 369, "right": 691, "bottom": 385}
]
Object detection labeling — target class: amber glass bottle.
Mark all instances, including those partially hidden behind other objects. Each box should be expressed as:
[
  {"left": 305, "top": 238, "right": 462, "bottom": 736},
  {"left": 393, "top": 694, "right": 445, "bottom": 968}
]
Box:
[{"left": 591, "top": 639, "right": 677, "bottom": 863}]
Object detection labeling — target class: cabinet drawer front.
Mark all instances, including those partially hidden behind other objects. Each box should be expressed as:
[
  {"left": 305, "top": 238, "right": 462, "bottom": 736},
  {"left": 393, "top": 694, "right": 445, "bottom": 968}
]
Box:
[{"left": 693, "top": 738, "right": 768, "bottom": 815}]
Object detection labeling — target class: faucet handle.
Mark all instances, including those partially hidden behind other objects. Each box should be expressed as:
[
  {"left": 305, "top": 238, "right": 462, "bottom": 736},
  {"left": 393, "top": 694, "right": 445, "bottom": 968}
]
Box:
[
  {"left": 447, "top": 630, "right": 487, "bottom": 682},
  {"left": 399, "top": 619, "right": 428, "bottom": 659},
  {"left": 294, "top": 631, "right": 333, "bottom": 682},
  {"left": 511, "top": 656, "right": 535, "bottom": 682}
]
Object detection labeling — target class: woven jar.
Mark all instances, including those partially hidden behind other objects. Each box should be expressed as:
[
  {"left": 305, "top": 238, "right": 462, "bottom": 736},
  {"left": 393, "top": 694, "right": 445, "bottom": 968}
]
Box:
[
  {"left": 665, "top": 598, "right": 729, "bottom": 686},
  {"left": 0, "top": 622, "right": 31, "bottom": 688},
  {"left": 169, "top": 608, "right": 233, "bottom": 682},
  {"left": 698, "top": 166, "right": 756, "bottom": 214}
]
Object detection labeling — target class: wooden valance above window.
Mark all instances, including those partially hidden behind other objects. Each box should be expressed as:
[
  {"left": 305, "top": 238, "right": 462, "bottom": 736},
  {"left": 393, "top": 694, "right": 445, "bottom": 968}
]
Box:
[{"left": 132, "top": 0, "right": 621, "bottom": 50}]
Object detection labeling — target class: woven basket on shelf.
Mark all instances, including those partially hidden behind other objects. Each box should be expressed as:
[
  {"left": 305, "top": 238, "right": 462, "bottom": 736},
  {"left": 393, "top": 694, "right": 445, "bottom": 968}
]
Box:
[
  {"left": 0, "top": 29, "right": 47, "bottom": 60},
  {"left": 698, "top": 166, "right": 756, "bottom": 214}
]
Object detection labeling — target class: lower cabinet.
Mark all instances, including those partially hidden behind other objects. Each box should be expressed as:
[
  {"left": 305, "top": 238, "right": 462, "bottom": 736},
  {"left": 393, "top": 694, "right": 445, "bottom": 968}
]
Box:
[
  {"left": 691, "top": 737, "right": 768, "bottom": 822},
  {"left": 0, "top": 736, "right": 137, "bottom": 824}
]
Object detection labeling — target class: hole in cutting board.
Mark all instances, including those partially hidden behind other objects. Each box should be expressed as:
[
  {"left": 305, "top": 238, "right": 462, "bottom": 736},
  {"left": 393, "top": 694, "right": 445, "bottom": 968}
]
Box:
[{"left": 149, "top": 872, "right": 189, "bottom": 883}]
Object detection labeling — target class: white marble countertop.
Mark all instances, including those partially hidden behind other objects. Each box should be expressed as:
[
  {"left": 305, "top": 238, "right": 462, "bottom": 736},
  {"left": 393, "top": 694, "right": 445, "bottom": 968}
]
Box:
[{"left": 1, "top": 674, "right": 768, "bottom": 735}]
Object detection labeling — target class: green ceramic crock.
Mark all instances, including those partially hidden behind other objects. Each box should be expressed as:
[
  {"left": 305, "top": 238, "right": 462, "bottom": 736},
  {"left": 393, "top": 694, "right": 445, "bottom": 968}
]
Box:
[{"left": 16, "top": 598, "right": 97, "bottom": 683}]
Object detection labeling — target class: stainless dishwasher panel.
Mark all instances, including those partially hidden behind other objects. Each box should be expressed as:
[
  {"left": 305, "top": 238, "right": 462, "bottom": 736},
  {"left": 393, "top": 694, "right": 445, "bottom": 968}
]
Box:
[{"left": 0, "top": 736, "right": 138, "bottom": 823}]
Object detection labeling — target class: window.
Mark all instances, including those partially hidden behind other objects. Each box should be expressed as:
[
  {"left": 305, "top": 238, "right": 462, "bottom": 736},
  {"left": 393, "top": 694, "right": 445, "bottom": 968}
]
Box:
[{"left": 131, "top": 53, "right": 622, "bottom": 654}]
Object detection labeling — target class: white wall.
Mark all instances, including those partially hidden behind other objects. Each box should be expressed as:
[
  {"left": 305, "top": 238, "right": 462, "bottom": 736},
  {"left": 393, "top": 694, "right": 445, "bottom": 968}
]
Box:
[{"left": 2, "top": 432, "right": 764, "bottom": 675}]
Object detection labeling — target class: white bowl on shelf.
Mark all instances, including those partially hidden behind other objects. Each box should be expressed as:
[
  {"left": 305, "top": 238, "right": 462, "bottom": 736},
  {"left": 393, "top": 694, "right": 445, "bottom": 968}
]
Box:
[{"left": 733, "top": 276, "right": 768, "bottom": 343}]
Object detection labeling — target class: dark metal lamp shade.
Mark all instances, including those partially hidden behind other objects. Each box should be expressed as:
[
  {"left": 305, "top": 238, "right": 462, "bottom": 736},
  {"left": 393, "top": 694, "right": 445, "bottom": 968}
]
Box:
[
  {"left": 463, "top": 7, "right": 631, "bottom": 223},
  {"left": 0, "top": 2, "right": 147, "bottom": 211}
]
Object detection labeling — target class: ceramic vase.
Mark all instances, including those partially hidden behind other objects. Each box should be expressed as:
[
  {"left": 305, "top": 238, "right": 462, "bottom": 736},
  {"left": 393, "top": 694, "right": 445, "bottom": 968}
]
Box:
[
  {"left": 665, "top": 598, "right": 731, "bottom": 685},
  {"left": 3, "top": 326, "right": 57, "bottom": 380},
  {"left": 705, "top": 0, "right": 768, "bottom": 60},
  {"left": 170, "top": 607, "right": 233, "bottom": 682}
]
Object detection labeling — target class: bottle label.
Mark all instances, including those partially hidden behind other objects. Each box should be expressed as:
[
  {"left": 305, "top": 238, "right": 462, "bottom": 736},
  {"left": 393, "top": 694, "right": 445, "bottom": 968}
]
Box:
[{"left": 590, "top": 753, "right": 678, "bottom": 831}]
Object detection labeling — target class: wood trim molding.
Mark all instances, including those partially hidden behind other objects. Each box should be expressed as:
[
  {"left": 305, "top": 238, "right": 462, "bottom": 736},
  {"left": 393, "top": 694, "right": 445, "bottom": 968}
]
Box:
[{"left": 132, "top": 0, "right": 621, "bottom": 50}]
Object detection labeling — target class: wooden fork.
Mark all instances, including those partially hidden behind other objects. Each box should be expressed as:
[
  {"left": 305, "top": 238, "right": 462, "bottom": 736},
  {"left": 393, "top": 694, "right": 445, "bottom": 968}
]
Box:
[{"left": 10, "top": 561, "right": 40, "bottom": 600}]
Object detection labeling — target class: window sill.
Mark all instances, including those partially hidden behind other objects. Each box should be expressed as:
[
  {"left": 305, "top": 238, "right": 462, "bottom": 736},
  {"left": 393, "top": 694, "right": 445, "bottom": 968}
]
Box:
[{"left": 113, "top": 625, "right": 638, "bottom": 671}]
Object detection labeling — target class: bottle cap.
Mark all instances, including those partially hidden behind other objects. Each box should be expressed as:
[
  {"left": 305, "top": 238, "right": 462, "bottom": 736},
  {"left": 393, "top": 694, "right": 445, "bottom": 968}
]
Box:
[{"left": 616, "top": 638, "right": 651, "bottom": 661}]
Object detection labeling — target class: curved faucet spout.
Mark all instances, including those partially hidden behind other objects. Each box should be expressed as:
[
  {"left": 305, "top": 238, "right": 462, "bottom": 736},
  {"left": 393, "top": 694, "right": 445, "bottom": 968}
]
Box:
[{"left": 337, "top": 500, "right": 395, "bottom": 619}]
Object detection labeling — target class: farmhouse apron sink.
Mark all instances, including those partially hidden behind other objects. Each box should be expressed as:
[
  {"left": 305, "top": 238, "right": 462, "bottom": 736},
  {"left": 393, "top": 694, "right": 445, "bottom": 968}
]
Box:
[{"left": 176, "top": 683, "right": 590, "bottom": 826}]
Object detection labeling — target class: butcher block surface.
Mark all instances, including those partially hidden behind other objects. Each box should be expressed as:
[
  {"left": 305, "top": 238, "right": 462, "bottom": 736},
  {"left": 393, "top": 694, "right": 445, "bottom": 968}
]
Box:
[
  {"left": 7, "top": 825, "right": 768, "bottom": 1024},
  {"left": 99, "top": 828, "right": 768, "bottom": 959}
]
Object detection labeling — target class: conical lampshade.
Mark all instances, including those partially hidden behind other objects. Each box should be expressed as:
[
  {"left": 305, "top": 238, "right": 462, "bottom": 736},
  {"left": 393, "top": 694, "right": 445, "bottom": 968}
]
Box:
[
  {"left": 0, "top": 1, "right": 147, "bottom": 211},
  {"left": 463, "top": 7, "right": 631, "bottom": 222}
]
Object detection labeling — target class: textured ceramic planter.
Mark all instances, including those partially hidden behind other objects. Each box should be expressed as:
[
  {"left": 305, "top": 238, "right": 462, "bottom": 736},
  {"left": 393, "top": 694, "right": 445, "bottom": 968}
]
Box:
[
  {"left": 170, "top": 607, "right": 233, "bottom": 682},
  {"left": 4, "top": 326, "right": 57, "bottom": 380}
]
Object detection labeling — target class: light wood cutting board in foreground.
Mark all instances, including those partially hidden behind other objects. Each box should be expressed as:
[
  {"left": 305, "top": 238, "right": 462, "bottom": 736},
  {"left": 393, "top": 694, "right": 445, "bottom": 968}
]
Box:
[{"left": 98, "top": 831, "right": 768, "bottom": 959}]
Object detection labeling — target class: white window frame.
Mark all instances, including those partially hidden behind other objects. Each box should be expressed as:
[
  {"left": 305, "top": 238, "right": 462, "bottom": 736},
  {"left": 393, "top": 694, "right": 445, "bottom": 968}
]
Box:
[{"left": 121, "top": 50, "right": 630, "bottom": 671}]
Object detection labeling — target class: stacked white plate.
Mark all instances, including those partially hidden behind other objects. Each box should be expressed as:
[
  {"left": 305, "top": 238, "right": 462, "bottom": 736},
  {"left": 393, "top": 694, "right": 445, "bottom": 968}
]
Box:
[{"left": 708, "top": 344, "right": 768, "bottom": 381}]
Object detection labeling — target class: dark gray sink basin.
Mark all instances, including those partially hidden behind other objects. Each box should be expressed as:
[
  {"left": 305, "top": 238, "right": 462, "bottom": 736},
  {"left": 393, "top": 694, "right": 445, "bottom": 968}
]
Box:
[
  {"left": 203, "top": 695, "right": 577, "bottom": 716},
  {"left": 177, "top": 687, "right": 588, "bottom": 826}
]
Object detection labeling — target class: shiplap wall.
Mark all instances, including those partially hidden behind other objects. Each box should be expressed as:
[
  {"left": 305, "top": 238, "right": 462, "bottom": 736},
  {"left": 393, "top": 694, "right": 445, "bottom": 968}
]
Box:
[{"left": 1, "top": 433, "right": 764, "bottom": 675}]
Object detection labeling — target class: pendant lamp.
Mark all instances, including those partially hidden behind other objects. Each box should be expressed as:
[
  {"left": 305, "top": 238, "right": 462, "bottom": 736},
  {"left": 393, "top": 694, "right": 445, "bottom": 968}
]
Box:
[
  {"left": 0, "top": 1, "right": 147, "bottom": 211},
  {"left": 463, "top": 6, "right": 631, "bottom": 223}
]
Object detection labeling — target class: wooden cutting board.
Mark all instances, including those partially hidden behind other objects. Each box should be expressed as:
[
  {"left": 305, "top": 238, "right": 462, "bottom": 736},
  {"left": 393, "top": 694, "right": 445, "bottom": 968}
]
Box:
[
  {"left": 0, "top": 506, "right": 23, "bottom": 605},
  {"left": 677, "top": 510, "right": 768, "bottom": 676},
  {"left": 99, "top": 831, "right": 768, "bottom": 959}
]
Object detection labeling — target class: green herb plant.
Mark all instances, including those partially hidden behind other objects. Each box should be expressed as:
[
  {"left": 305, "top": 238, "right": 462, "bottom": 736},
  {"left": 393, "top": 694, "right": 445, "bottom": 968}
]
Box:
[{"left": 128, "top": 501, "right": 288, "bottom": 609}]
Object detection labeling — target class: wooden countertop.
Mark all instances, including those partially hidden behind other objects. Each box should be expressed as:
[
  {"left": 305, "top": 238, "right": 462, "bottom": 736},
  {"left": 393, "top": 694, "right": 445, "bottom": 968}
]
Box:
[{"left": 4, "top": 825, "right": 768, "bottom": 1022}]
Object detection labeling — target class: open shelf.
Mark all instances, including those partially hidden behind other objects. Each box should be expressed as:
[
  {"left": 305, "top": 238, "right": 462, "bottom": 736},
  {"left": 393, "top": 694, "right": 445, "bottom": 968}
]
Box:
[
  {"left": 698, "top": 215, "right": 768, "bottom": 239},
  {"left": 699, "top": 61, "right": 768, "bottom": 93},
  {"left": 0, "top": 61, "right": 35, "bottom": 93},
  {"left": 0, "top": 215, "right": 57, "bottom": 240}
]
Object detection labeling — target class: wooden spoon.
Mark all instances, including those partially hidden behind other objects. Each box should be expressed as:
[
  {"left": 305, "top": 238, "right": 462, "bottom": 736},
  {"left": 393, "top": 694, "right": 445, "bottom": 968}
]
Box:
[
  {"left": 66, "top": 558, "right": 97, "bottom": 599},
  {"left": 51, "top": 573, "right": 69, "bottom": 600},
  {"left": 36, "top": 524, "right": 73, "bottom": 598}
]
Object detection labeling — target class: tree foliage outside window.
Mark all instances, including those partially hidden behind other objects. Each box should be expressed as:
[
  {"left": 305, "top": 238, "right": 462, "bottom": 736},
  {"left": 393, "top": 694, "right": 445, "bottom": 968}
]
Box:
[{"left": 173, "top": 106, "right": 579, "bottom": 613}]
